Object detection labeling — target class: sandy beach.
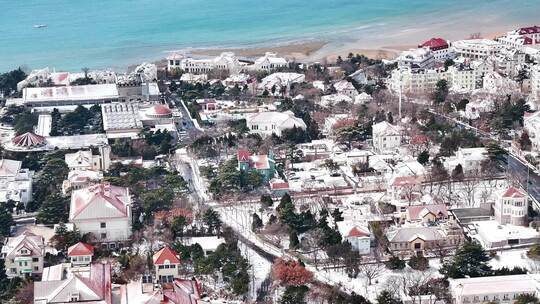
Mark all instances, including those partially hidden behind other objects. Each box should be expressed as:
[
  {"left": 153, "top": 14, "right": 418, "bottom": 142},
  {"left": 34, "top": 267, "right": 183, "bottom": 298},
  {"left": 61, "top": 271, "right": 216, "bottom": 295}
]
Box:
[{"left": 180, "top": 29, "right": 510, "bottom": 65}]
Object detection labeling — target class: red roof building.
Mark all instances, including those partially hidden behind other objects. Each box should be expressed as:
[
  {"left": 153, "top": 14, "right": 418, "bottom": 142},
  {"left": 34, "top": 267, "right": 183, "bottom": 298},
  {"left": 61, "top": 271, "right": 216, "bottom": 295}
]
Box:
[
  {"left": 153, "top": 247, "right": 181, "bottom": 265},
  {"left": 502, "top": 186, "right": 526, "bottom": 198},
  {"left": 153, "top": 247, "right": 181, "bottom": 283},
  {"left": 419, "top": 38, "right": 449, "bottom": 51},
  {"left": 11, "top": 132, "right": 46, "bottom": 148},
  {"left": 68, "top": 242, "right": 95, "bottom": 257},
  {"left": 347, "top": 226, "right": 370, "bottom": 238}
]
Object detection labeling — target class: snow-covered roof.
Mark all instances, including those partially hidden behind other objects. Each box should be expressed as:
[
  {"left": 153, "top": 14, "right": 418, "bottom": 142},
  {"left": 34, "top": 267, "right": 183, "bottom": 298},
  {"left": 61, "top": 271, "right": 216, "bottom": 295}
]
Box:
[
  {"left": 387, "top": 226, "right": 443, "bottom": 242},
  {"left": 372, "top": 121, "right": 401, "bottom": 136},
  {"left": 23, "top": 84, "right": 118, "bottom": 103},
  {"left": 69, "top": 183, "right": 131, "bottom": 221},
  {"left": 450, "top": 274, "right": 540, "bottom": 297},
  {"left": 247, "top": 111, "right": 307, "bottom": 130},
  {"left": 1, "top": 232, "right": 44, "bottom": 259},
  {"left": 0, "top": 159, "right": 22, "bottom": 177}
]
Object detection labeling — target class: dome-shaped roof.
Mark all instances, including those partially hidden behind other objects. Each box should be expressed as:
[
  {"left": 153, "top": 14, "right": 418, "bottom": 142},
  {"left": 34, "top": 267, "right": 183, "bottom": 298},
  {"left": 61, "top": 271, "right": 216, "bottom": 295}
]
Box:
[
  {"left": 146, "top": 104, "right": 172, "bottom": 118},
  {"left": 11, "top": 132, "right": 46, "bottom": 147}
]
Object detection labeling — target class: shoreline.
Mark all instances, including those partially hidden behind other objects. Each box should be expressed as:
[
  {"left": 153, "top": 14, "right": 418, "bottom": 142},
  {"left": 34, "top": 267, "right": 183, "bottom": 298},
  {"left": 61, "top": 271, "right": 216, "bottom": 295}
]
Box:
[{"left": 166, "top": 30, "right": 508, "bottom": 68}]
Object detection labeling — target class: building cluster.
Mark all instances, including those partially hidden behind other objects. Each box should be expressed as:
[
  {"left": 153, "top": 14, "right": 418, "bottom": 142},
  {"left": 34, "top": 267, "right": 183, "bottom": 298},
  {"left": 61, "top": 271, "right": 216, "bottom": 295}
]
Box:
[
  {"left": 4, "top": 24, "right": 540, "bottom": 304},
  {"left": 389, "top": 27, "right": 540, "bottom": 98}
]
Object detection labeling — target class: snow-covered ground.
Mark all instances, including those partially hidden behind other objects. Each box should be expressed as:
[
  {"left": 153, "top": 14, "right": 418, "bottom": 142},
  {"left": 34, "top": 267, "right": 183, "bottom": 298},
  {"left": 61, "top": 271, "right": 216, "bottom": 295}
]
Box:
[{"left": 238, "top": 242, "right": 272, "bottom": 300}]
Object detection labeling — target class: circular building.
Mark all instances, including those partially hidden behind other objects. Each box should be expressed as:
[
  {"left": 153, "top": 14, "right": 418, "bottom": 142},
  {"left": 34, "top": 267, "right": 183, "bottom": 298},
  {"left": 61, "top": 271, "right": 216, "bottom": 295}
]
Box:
[
  {"left": 11, "top": 132, "right": 46, "bottom": 148},
  {"left": 145, "top": 104, "right": 172, "bottom": 119}
]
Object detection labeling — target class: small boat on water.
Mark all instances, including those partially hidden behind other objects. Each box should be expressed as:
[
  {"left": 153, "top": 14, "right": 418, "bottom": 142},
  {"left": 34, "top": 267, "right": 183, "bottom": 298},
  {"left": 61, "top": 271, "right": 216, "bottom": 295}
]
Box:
[{"left": 33, "top": 24, "right": 47, "bottom": 29}]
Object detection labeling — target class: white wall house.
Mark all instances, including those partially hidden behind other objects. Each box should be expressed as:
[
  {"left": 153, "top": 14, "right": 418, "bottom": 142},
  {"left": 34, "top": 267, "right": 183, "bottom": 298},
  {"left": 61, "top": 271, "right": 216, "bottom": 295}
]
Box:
[
  {"left": 494, "top": 186, "right": 528, "bottom": 227},
  {"left": 398, "top": 48, "right": 435, "bottom": 69},
  {"left": 252, "top": 52, "right": 288, "bottom": 72},
  {"left": 246, "top": 111, "right": 306, "bottom": 137},
  {"left": 1, "top": 232, "right": 44, "bottom": 278},
  {"left": 337, "top": 222, "right": 371, "bottom": 255},
  {"left": 69, "top": 183, "right": 132, "bottom": 248},
  {"left": 167, "top": 52, "right": 241, "bottom": 74},
  {"left": 153, "top": 246, "right": 181, "bottom": 283},
  {"left": 444, "top": 147, "right": 488, "bottom": 173},
  {"left": 372, "top": 121, "right": 402, "bottom": 153},
  {"left": 333, "top": 80, "right": 358, "bottom": 98},
  {"left": 0, "top": 159, "right": 33, "bottom": 206},
  {"left": 64, "top": 148, "right": 110, "bottom": 172},
  {"left": 453, "top": 39, "right": 503, "bottom": 59}
]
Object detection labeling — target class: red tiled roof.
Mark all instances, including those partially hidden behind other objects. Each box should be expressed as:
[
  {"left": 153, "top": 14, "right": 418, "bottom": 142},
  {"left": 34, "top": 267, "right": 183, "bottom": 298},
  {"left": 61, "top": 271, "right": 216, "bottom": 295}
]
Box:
[
  {"left": 237, "top": 149, "right": 251, "bottom": 161},
  {"left": 502, "top": 186, "right": 526, "bottom": 198},
  {"left": 153, "top": 247, "right": 181, "bottom": 265},
  {"left": 419, "top": 38, "right": 449, "bottom": 50},
  {"left": 347, "top": 227, "right": 370, "bottom": 238},
  {"left": 150, "top": 104, "right": 172, "bottom": 115},
  {"left": 162, "top": 279, "right": 202, "bottom": 304},
  {"left": 270, "top": 181, "right": 289, "bottom": 190},
  {"left": 154, "top": 208, "right": 193, "bottom": 223},
  {"left": 393, "top": 176, "right": 418, "bottom": 187},
  {"left": 68, "top": 242, "right": 94, "bottom": 256},
  {"left": 410, "top": 134, "right": 429, "bottom": 145},
  {"left": 11, "top": 132, "right": 46, "bottom": 147},
  {"left": 518, "top": 26, "right": 540, "bottom": 35}
]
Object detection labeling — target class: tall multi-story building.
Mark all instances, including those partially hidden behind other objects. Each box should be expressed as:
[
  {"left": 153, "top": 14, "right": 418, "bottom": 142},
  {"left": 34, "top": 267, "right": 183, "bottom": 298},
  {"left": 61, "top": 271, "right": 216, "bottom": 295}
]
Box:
[
  {"left": 418, "top": 38, "right": 454, "bottom": 61},
  {"left": 494, "top": 186, "right": 528, "bottom": 226}
]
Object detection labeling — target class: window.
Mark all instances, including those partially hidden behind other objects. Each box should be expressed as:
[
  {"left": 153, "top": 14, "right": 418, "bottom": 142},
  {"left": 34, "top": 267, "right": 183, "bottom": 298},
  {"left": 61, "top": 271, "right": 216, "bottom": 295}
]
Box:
[
  {"left": 32, "top": 258, "right": 38, "bottom": 262},
  {"left": 33, "top": 266, "right": 38, "bottom": 271},
  {"left": 100, "top": 222, "right": 106, "bottom": 228},
  {"left": 170, "top": 264, "right": 176, "bottom": 269},
  {"left": 100, "top": 233, "right": 107, "bottom": 239},
  {"left": 158, "top": 265, "right": 165, "bottom": 269},
  {"left": 142, "top": 275, "right": 152, "bottom": 284},
  {"left": 10, "top": 268, "right": 16, "bottom": 273}
]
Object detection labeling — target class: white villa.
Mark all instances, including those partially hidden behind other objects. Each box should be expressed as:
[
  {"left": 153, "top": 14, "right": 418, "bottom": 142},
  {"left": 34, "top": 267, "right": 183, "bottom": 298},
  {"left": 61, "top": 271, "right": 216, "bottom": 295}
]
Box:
[
  {"left": 246, "top": 111, "right": 306, "bottom": 137},
  {"left": 64, "top": 149, "right": 111, "bottom": 172},
  {"left": 398, "top": 48, "right": 435, "bottom": 69},
  {"left": 0, "top": 159, "right": 33, "bottom": 205},
  {"left": 372, "top": 121, "right": 402, "bottom": 153},
  {"left": 1, "top": 232, "right": 45, "bottom": 278},
  {"left": 167, "top": 52, "right": 241, "bottom": 74},
  {"left": 252, "top": 52, "right": 288, "bottom": 71},
  {"left": 69, "top": 183, "right": 132, "bottom": 248},
  {"left": 257, "top": 72, "right": 305, "bottom": 96},
  {"left": 333, "top": 80, "right": 358, "bottom": 98}
]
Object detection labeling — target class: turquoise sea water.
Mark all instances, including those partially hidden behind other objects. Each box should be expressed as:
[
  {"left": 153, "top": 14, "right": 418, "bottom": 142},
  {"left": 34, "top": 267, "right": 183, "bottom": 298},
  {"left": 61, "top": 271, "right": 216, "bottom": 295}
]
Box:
[{"left": 1, "top": 0, "right": 539, "bottom": 71}]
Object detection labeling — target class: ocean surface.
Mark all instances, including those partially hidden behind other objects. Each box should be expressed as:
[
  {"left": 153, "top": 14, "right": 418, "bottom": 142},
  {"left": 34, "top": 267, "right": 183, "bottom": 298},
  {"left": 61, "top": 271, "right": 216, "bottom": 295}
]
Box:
[{"left": 1, "top": 0, "right": 539, "bottom": 72}]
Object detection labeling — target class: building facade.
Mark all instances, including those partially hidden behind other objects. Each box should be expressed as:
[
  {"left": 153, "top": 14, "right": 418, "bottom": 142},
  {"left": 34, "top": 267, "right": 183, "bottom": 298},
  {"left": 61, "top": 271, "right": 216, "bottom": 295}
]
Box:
[
  {"left": 69, "top": 183, "right": 132, "bottom": 248},
  {"left": 1, "top": 232, "right": 45, "bottom": 278},
  {"left": 494, "top": 186, "right": 528, "bottom": 226},
  {"left": 153, "top": 247, "right": 181, "bottom": 283},
  {"left": 0, "top": 159, "right": 33, "bottom": 205},
  {"left": 246, "top": 111, "right": 306, "bottom": 137},
  {"left": 372, "top": 121, "right": 402, "bottom": 153}
]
